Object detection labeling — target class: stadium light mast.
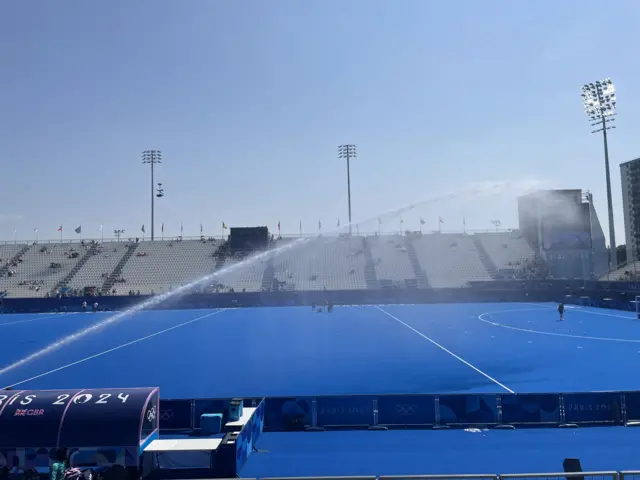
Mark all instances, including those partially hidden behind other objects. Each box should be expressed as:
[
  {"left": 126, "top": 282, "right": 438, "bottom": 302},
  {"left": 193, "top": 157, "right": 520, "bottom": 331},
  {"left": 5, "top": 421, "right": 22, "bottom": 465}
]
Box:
[
  {"left": 338, "top": 144, "right": 357, "bottom": 235},
  {"left": 581, "top": 78, "right": 617, "bottom": 266},
  {"left": 142, "top": 150, "right": 162, "bottom": 241}
]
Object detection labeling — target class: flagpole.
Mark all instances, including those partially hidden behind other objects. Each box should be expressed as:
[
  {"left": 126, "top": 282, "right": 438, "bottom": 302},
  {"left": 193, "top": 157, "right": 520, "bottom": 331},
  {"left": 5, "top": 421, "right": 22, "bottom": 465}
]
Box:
[{"left": 60, "top": 226, "right": 63, "bottom": 243}]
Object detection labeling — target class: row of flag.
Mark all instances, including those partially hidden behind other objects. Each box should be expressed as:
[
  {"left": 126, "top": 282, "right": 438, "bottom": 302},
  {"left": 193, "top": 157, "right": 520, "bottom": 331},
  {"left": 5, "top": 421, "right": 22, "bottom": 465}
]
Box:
[{"left": 15, "top": 217, "right": 468, "bottom": 237}]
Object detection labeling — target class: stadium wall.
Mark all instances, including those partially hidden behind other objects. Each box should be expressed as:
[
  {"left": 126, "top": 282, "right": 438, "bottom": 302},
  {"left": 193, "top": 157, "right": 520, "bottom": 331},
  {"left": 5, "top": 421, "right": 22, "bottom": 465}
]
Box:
[{"left": 2, "top": 281, "right": 640, "bottom": 314}]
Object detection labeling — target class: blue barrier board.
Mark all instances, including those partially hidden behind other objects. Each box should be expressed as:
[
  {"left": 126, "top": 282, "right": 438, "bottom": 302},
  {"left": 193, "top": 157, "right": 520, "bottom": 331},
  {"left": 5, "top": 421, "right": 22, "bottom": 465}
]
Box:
[
  {"left": 501, "top": 394, "right": 560, "bottom": 424},
  {"left": 159, "top": 399, "right": 192, "bottom": 430},
  {"left": 625, "top": 392, "right": 640, "bottom": 421},
  {"left": 235, "top": 400, "right": 265, "bottom": 472},
  {"left": 264, "top": 397, "right": 313, "bottom": 431},
  {"left": 564, "top": 392, "right": 621, "bottom": 424},
  {"left": 377, "top": 395, "right": 436, "bottom": 426},
  {"left": 317, "top": 396, "right": 374, "bottom": 427},
  {"left": 439, "top": 395, "right": 498, "bottom": 425}
]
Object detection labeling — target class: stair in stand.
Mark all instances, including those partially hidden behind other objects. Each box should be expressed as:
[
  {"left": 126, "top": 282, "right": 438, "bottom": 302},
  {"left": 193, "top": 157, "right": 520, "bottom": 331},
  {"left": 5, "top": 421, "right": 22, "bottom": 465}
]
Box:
[
  {"left": 472, "top": 237, "right": 499, "bottom": 280},
  {"left": 101, "top": 243, "right": 139, "bottom": 294},
  {"left": 51, "top": 243, "right": 98, "bottom": 294},
  {"left": 403, "top": 236, "right": 430, "bottom": 288},
  {"left": 362, "top": 237, "right": 379, "bottom": 289}
]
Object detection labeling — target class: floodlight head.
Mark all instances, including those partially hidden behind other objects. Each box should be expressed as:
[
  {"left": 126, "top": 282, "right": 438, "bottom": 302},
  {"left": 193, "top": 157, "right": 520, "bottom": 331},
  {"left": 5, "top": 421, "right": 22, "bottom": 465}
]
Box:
[
  {"left": 142, "top": 149, "right": 163, "bottom": 164},
  {"left": 581, "top": 78, "right": 616, "bottom": 119},
  {"left": 338, "top": 144, "right": 357, "bottom": 159}
]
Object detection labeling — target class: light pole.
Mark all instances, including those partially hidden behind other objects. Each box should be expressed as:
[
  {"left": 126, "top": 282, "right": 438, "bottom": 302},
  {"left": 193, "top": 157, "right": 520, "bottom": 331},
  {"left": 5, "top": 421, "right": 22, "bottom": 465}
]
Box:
[
  {"left": 581, "top": 78, "right": 617, "bottom": 266},
  {"left": 142, "top": 150, "right": 162, "bottom": 241},
  {"left": 338, "top": 144, "right": 357, "bottom": 234},
  {"left": 114, "top": 229, "right": 125, "bottom": 242}
]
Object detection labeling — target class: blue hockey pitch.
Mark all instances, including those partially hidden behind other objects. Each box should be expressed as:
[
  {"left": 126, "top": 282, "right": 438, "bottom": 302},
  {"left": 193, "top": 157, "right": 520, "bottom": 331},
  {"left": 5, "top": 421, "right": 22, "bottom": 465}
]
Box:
[{"left": 1, "top": 302, "right": 639, "bottom": 398}]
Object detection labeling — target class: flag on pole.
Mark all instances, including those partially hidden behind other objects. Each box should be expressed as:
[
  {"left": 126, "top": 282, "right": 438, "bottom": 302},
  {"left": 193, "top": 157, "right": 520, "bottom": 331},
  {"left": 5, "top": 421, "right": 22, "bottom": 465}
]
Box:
[
  {"left": 420, "top": 218, "right": 425, "bottom": 225},
  {"left": 462, "top": 217, "right": 466, "bottom": 226},
  {"left": 98, "top": 225, "right": 103, "bottom": 232},
  {"left": 200, "top": 223, "right": 203, "bottom": 234},
  {"left": 299, "top": 220, "right": 302, "bottom": 234},
  {"left": 439, "top": 216, "right": 444, "bottom": 224},
  {"left": 180, "top": 222, "right": 183, "bottom": 235},
  {"left": 378, "top": 218, "right": 382, "bottom": 225},
  {"left": 278, "top": 221, "right": 281, "bottom": 233},
  {"left": 57, "top": 225, "right": 62, "bottom": 232},
  {"left": 337, "top": 218, "right": 340, "bottom": 227},
  {"left": 161, "top": 222, "right": 164, "bottom": 233},
  {"left": 141, "top": 225, "right": 145, "bottom": 233},
  {"left": 34, "top": 228, "right": 38, "bottom": 233},
  {"left": 318, "top": 220, "right": 322, "bottom": 230},
  {"left": 222, "top": 222, "right": 228, "bottom": 230},
  {"left": 74, "top": 226, "right": 81, "bottom": 234}
]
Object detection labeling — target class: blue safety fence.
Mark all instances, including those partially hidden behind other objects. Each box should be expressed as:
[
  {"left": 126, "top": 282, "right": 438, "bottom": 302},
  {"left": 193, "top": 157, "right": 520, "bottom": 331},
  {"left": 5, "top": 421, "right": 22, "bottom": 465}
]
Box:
[{"left": 159, "top": 391, "right": 640, "bottom": 432}]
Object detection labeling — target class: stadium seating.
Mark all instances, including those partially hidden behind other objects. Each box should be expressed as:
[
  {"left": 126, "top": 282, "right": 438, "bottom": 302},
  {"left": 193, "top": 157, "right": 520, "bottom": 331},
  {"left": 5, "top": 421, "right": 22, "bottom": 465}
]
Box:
[
  {"left": 211, "top": 256, "right": 267, "bottom": 292},
  {"left": 601, "top": 260, "right": 640, "bottom": 281},
  {"left": 412, "top": 233, "right": 493, "bottom": 288},
  {"left": 0, "top": 233, "right": 553, "bottom": 297},
  {"left": 368, "top": 235, "right": 416, "bottom": 286},
  {"left": 117, "top": 240, "right": 219, "bottom": 295},
  {"left": 272, "top": 236, "right": 368, "bottom": 290},
  {"left": 0, "top": 242, "right": 88, "bottom": 298},
  {"left": 66, "top": 242, "right": 131, "bottom": 292}
]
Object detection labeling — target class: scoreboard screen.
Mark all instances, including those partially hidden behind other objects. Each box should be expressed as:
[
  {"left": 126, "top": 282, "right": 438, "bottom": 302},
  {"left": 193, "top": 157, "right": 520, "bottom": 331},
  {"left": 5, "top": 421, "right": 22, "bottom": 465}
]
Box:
[
  {"left": 229, "top": 227, "right": 269, "bottom": 251},
  {"left": 541, "top": 204, "right": 591, "bottom": 250}
]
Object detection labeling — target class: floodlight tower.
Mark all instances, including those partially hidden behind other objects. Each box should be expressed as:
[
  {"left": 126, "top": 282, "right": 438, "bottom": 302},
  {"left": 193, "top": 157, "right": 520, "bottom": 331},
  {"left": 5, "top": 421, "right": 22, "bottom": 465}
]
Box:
[
  {"left": 142, "top": 150, "right": 162, "bottom": 241},
  {"left": 581, "top": 79, "right": 617, "bottom": 266},
  {"left": 338, "top": 144, "right": 357, "bottom": 234}
]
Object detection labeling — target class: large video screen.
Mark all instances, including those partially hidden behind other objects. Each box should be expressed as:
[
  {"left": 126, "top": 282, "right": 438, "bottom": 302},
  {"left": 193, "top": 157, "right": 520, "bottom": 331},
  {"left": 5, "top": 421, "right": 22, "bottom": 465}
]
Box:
[
  {"left": 229, "top": 227, "right": 269, "bottom": 251},
  {"left": 541, "top": 204, "right": 591, "bottom": 250}
]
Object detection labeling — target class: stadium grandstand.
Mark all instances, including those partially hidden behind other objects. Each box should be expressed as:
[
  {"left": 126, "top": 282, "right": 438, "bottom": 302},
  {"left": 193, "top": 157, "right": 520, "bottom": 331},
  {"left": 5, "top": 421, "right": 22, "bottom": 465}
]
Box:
[{"left": 0, "top": 190, "right": 611, "bottom": 299}]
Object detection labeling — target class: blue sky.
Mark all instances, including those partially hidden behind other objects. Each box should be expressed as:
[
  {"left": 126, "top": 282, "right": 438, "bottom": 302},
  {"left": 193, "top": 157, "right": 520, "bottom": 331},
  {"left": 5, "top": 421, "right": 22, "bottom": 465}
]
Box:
[{"left": 1, "top": 0, "right": 639, "bottom": 243}]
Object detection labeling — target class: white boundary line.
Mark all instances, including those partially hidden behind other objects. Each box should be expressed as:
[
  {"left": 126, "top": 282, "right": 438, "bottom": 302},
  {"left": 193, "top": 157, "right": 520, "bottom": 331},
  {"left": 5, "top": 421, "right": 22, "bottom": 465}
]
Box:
[
  {"left": 0, "top": 312, "right": 78, "bottom": 327},
  {"left": 478, "top": 308, "right": 640, "bottom": 343},
  {"left": 374, "top": 305, "right": 515, "bottom": 394},
  {"left": 524, "top": 302, "right": 637, "bottom": 320},
  {"left": 2, "top": 309, "right": 227, "bottom": 389}
]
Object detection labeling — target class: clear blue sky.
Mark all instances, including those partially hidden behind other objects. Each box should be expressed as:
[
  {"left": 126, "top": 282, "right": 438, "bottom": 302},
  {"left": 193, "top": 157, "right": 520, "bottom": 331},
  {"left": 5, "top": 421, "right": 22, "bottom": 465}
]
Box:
[{"left": 1, "top": 0, "right": 639, "bottom": 243}]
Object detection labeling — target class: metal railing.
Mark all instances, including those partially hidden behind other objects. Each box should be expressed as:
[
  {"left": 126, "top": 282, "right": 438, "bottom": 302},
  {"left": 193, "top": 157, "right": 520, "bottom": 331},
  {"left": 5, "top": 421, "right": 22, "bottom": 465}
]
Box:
[{"left": 252, "top": 473, "right": 622, "bottom": 480}]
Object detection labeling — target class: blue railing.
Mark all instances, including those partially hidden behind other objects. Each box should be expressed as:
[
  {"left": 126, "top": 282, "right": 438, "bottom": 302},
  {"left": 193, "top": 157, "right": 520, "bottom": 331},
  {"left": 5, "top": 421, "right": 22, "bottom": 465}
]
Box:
[{"left": 159, "top": 390, "right": 639, "bottom": 432}]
